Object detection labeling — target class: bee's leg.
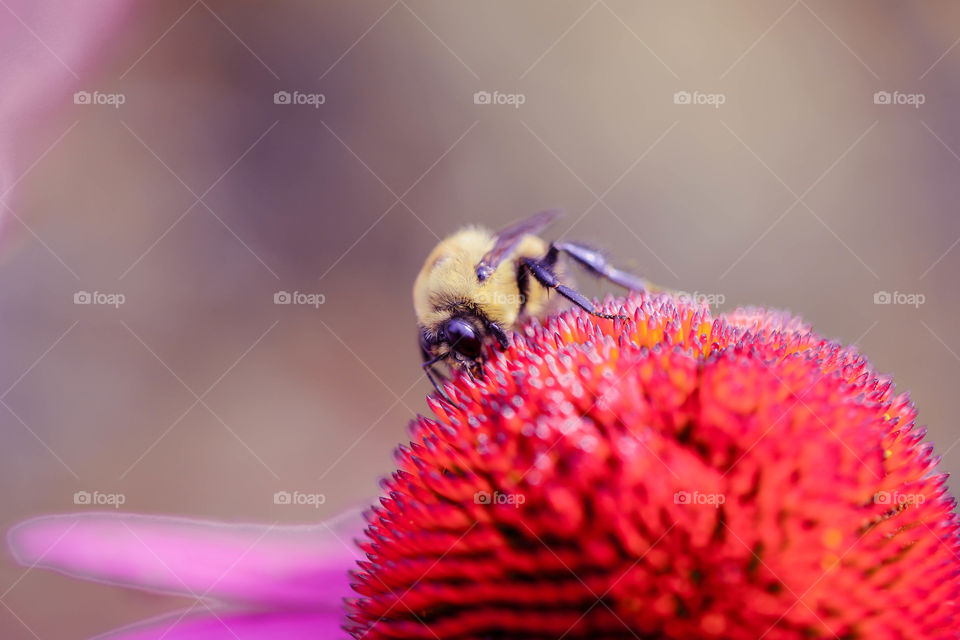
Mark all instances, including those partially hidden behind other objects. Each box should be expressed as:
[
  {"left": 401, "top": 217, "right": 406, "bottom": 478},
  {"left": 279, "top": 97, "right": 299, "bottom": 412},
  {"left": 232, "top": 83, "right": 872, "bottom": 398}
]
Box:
[
  {"left": 481, "top": 318, "right": 510, "bottom": 350},
  {"left": 548, "top": 242, "right": 653, "bottom": 292},
  {"left": 422, "top": 357, "right": 454, "bottom": 403},
  {"left": 420, "top": 337, "right": 454, "bottom": 402},
  {"left": 465, "top": 360, "right": 484, "bottom": 382},
  {"left": 521, "top": 257, "right": 625, "bottom": 320}
]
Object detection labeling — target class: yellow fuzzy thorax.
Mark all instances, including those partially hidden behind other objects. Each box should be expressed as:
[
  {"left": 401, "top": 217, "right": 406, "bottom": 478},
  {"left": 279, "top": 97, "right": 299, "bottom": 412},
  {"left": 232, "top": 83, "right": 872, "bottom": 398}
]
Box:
[{"left": 413, "top": 226, "right": 555, "bottom": 332}]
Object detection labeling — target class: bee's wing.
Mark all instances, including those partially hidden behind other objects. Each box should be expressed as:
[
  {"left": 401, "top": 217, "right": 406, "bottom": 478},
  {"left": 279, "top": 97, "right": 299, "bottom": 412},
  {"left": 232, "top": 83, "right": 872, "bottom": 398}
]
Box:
[{"left": 475, "top": 209, "right": 560, "bottom": 281}]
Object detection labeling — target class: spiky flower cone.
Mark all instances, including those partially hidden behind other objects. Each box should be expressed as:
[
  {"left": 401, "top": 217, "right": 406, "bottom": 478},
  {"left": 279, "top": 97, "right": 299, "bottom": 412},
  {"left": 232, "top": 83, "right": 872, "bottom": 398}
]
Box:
[{"left": 348, "top": 293, "right": 959, "bottom": 639}]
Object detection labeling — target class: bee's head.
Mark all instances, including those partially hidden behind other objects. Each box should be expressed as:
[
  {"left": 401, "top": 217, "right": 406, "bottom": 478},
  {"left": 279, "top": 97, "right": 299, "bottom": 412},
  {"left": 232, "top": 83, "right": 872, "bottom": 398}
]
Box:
[{"left": 420, "top": 316, "right": 484, "bottom": 373}]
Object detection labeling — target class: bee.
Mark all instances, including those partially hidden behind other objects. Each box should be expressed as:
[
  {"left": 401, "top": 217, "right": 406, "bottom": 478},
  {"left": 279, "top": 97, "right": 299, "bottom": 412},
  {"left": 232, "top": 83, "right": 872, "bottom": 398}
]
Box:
[{"left": 413, "top": 210, "right": 651, "bottom": 398}]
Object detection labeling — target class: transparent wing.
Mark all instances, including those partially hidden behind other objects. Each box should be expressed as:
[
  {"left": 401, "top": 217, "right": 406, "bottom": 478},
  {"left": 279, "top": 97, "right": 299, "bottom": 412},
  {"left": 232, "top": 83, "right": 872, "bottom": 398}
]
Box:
[{"left": 475, "top": 209, "right": 560, "bottom": 281}]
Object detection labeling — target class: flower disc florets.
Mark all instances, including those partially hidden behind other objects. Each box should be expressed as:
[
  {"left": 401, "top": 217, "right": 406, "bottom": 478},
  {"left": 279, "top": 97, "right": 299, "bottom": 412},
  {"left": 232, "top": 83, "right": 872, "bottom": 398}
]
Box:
[{"left": 348, "top": 293, "right": 959, "bottom": 639}]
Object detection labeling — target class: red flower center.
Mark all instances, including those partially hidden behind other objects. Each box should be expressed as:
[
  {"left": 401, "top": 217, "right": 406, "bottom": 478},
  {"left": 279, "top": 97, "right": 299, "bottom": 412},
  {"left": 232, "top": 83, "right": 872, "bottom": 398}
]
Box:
[{"left": 348, "top": 294, "right": 959, "bottom": 639}]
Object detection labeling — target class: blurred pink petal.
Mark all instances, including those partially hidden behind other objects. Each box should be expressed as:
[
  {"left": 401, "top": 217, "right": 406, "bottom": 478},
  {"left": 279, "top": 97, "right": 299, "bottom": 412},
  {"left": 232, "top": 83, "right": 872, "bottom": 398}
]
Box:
[
  {"left": 92, "top": 611, "right": 342, "bottom": 640},
  {"left": 8, "top": 510, "right": 364, "bottom": 611},
  {"left": 0, "top": 0, "right": 131, "bottom": 222}
]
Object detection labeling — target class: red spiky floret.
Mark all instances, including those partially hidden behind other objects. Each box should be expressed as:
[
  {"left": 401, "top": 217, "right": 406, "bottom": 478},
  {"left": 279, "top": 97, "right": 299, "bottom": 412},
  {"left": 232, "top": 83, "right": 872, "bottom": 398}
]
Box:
[{"left": 348, "top": 293, "right": 960, "bottom": 639}]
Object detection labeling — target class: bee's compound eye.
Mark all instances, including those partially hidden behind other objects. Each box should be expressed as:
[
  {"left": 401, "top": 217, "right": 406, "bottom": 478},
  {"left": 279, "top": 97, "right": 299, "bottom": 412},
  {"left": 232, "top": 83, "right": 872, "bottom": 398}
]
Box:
[{"left": 444, "top": 318, "right": 482, "bottom": 358}]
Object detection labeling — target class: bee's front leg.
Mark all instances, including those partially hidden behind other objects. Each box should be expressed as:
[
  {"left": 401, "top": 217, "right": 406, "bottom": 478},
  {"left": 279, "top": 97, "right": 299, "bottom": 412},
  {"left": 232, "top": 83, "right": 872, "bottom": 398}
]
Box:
[
  {"left": 481, "top": 319, "right": 510, "bottom": 350},
  {"left": 521, "top": 257, "right": 626, "bottom": 320}
]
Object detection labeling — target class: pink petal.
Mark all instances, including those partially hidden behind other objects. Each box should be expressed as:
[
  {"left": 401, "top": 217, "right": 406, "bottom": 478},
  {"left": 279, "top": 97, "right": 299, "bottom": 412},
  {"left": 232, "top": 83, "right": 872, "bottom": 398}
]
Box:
[
  {"left": 0, "top": 0, "right": 130, "bottom": 223},
  {"left": 8, "top": 510, "right": 364, "bottom": 611},
  {"left": 92, "top": 610, "right": 342, "bottom": 640}
]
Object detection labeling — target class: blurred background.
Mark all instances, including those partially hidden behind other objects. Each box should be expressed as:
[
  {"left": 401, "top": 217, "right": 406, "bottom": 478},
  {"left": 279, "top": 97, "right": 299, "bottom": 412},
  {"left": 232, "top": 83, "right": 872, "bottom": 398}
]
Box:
[{"left": 2, "top": 1, "right": 960, "bottom": 636}]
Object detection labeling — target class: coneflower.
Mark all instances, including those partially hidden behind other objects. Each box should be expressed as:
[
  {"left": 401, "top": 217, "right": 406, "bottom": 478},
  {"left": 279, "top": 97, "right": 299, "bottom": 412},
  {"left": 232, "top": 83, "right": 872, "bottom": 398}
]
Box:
[
  {"left": 348, "top": 293, "right": 959, "bottom": 639},
  {"left": 8, "top": 293, "right": 959, "bottom": 639}
]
